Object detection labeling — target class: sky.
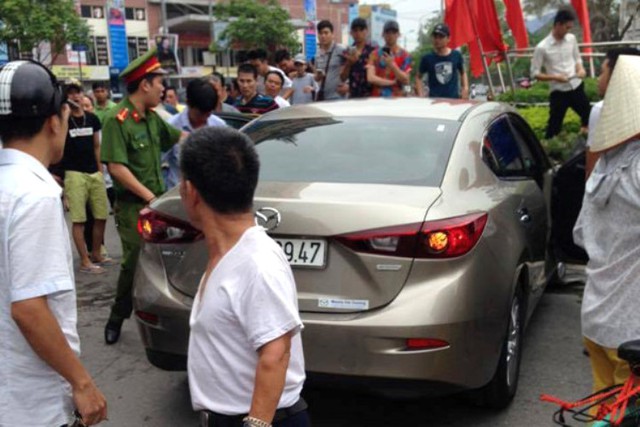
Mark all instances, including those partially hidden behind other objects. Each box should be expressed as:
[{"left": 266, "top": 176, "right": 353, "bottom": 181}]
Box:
[{"left": 360, "top": 0, "right": 442, "bottom": 51}]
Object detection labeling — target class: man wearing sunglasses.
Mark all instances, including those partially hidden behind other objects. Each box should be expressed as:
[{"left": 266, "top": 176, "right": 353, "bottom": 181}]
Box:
[{"left": 0, "top": 60, "right": 107, "bottom": 426}]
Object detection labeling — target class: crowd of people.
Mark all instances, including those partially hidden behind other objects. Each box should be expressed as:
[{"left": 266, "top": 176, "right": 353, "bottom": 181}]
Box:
[{"left": 1, "top": 8, "right": 640, "bottom": 427}]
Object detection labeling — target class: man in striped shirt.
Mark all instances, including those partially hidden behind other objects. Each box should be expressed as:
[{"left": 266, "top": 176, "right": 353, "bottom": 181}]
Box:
[{"left": 234, "top": 64, "right": 280, "bottom": 115}]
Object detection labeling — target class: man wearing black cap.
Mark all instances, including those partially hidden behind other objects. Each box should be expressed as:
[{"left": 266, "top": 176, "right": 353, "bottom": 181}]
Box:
[
  {"left": 340, "top": 17, "right": 375, "bottom": 98},
  {"left": 0, "top": 60, "right": 107, "bottom": 426},
  {"left": 417, "top": 23, "right": 469, "bottom": 99},
  {"left": 366, "top": 20, "right": 413, "bottom": 98}
]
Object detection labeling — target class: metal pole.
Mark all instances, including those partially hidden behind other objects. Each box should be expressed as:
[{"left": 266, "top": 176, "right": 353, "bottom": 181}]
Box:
[
  {"left": 161, "top": 0, "right": 168, "bottom": 35},
  {"left": 495, "top": 59, "right": 506, "bottom": 93},
  {"left": 504, "top": 51, "right": 517, "bottom": 96}
]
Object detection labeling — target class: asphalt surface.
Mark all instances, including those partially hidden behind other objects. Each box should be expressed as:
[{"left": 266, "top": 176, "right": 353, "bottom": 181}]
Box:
[{"left": 74, "top": 216, "right": 592, "bottom": 426}]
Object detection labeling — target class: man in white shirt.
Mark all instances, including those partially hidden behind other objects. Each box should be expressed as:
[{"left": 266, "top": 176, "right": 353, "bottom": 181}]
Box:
[
  {"left": 179, "top": 127, "right": 309, "bottom": 427},
  {"left": 265, "top": 70, "right": 291, "bottom": 108},
  {"left": 531, "top": 9, "right": 591, "bottom": 139},
  {"left": 0, "top": 60, "right": 107, "bottom": 426},
  {"left": 162, "top": 78, "right": 226, "bottom": 189}
]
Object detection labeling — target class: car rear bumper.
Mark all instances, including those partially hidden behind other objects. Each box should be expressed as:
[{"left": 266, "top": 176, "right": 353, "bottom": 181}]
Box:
[{"left": 134, "top": 244, "right": 512, "bottom": 391}]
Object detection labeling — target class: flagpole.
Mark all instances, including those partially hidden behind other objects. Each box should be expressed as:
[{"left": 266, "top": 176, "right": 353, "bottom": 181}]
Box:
[{"left": 464, "top": 0, "right": 495, "bottom": 98}]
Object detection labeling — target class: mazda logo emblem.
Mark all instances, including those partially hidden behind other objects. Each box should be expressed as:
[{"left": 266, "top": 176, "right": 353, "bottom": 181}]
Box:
[{"left": 255, "top": 207, "right": 281, "bottom": 231}]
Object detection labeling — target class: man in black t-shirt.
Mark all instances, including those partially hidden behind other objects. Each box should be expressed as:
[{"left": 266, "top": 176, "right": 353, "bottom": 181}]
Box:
[{"left": 62, "top": 81, "right": 111, "bottom": 274}]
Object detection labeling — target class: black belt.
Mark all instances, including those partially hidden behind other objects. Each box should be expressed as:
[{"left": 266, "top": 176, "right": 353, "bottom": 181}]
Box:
[{"left": 200, "top": 398, "right": 307, "bottom": 427}]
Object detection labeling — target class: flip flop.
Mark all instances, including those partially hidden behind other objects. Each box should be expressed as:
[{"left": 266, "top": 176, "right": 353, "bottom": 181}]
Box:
[
  {"left": 91, "top": 256, "right": 117, "bottom": 266},
  {"left": 79, "top": 264, "right": 106, "bottom": 275}
]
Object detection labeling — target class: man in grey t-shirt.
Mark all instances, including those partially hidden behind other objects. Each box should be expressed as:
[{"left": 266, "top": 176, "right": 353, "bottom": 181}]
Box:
[
  {"left": 291, "top": 54, "right": 318, "bottom": 105},
  {"left": 313, "top": 20, "right": 347, "bottom": 101}
]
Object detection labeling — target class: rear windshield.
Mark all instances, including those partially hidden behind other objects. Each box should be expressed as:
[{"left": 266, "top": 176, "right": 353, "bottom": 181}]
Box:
[{"left": 246, "top": 117, "right": 459, "bottom": 186}]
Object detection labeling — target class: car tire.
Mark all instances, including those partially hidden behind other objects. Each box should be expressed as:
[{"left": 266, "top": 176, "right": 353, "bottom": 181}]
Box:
[{"left": 475, "top": 286, "right": 524, "bottom": 409}]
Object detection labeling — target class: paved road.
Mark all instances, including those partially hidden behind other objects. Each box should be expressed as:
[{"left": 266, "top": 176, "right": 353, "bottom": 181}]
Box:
[{"left": 75, "top": 217, "right": 592, "bottom": 426}]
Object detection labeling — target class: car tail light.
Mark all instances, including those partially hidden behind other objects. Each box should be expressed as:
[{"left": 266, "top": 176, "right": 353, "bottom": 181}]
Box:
[
  {"left": 135, "top": 310, "right": 159, "bottom": 325},
  {"left": 137, "top": 207, "right": 202, "bottom": 243},
  {"left": 334, "top": 212, "right": 488, "bottom": 259},
  {"left": 405, "top": 338, "right": 449, "bottom": 351}
]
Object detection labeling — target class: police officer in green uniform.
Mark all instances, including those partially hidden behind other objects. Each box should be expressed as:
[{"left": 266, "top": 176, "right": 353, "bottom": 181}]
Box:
[{"left": 101, "top": 49, "right": 183, "bottom": 344}]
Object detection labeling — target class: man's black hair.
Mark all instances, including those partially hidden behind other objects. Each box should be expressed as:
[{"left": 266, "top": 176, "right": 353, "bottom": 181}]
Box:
[
  {"left": 265, "top": 70, "right": 284, "bottom": 86},
  {"left": 92, "top": 81, "right": 109, "bottom": 91},
  {"left": 554, "top": 9, "right": 575, "bottom": 25},
  {"left": 248, "top": 48, "right": 268, "bottom": 62},
  {"left": 274, "top": 49, "right": 291, "bottom": 64},
  {"left": 212, "top": 71, "right": 225, "bottom": 86},
  {"left": 180, "top": 127, "right": 260, "bottom": 214},
  {"left": 606, "top": 47, "right": 640, "bottom": 74},
  {"left": 237, "top": 63, "right": 258, "bottom": 79},
  {"left": 317, "top": 20, "right": 334, "bottom": 33},
  {"left": 186, "top": 79, "right": 218, "bottom": 112},
  {"left": 126, "top": 74, "right": 158, "bottom": 94}
]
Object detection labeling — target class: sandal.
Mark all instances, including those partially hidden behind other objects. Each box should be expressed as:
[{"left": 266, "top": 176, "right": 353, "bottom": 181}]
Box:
[
  {"left": 79, "top": 264, "right": 106, "bottom": 275},
  {"left": 90, "top": 256, "right": 117, "bottom": 266}
]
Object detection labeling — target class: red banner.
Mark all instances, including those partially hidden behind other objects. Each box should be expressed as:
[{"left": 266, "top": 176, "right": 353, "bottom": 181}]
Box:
[
  {"left": 504, "top": 0, "right": 529, "bottom": 50},
  {"left": 445, "top": 0, "right": 507, "bottom": 77},
  {"left": 571, "top": 0, "right": 593, "bottom": 53}
]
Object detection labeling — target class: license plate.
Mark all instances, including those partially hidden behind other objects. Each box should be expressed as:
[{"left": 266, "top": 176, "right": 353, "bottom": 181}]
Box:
[{"left": 274, "top": 238, "right": 326, "bottom": 268}]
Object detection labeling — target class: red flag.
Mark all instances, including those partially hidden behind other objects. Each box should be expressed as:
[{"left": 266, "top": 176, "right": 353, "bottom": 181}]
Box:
[
  {"left": 571, "top": 0, "right": 592, "bottom": 53},
  {"left": 504, "top": 0, "right": 529, "bottom": 50},
  {"left": 445, "top": 0, "right": 508, "bottom": 77},
  {"left": 444, "top": 0, "right": 475, "bottom": 49}
]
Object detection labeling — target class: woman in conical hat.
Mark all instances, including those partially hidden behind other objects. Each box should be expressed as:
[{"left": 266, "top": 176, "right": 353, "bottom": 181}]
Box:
[{"left": 574, "top": 54, "right": 640, "bottom": 402}]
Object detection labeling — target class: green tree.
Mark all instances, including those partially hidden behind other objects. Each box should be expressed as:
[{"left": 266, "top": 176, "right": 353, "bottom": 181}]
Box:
[
  {"left": 0, "top": 0, "right": 90, "bottom": 63},
  {"left": 212, "top": 0, "right": 299, "bottom": 55}
]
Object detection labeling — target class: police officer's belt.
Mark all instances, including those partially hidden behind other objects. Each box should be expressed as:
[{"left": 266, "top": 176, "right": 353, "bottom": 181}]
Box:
[{"left": 117, "top": 190, "right": 148, "bottom": 204}]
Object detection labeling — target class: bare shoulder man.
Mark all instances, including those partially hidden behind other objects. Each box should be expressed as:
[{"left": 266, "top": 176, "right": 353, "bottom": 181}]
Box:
[
  {"left": 0, "top": 60, "right": 107, "bottom": 426},
  {"left": 180, "top": 127, "right": 309, "bottom": 427}
]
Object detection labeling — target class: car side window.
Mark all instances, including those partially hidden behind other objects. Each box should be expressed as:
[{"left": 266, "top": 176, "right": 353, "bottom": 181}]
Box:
[{"left": 482, "top": 117, "right": 527, "bottom": 177}]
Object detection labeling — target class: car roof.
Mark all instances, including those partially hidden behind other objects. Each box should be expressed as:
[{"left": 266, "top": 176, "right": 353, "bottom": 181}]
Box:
[{"left": 256, "top": 98, "right": 493, "bottom": 122}]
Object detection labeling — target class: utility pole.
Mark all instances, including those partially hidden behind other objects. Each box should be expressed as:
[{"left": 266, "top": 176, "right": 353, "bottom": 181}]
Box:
[{"left": 161, "top": 0, "right": 168, "bottom": 35}]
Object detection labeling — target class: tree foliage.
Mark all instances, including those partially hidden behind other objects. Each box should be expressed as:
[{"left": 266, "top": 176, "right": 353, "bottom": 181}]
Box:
[
  {"left": 0, "top": 0, "right": 90, "bottom": 62},
  {"left": 212, "top": 0, "right": 299, "bottom": 54}
]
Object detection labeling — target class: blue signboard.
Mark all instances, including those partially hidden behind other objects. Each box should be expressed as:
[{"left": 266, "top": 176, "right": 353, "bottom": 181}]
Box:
[
  {"left": 303, "top": 0, "right": 317, "bottom": 62},
  {"left": 107, "top": 0, "right": 129, "bottom": 69}
]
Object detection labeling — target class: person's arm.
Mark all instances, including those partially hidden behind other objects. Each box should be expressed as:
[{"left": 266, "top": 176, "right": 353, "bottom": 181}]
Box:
[
  {"left": 366, "top": 64, "right": 396, "bottom": 87},
  {"left": 386, "top": 53, "right": 410, "bottom": 85},
  {"left": 12, "top": 297, "right": 107, "bottom": 426},
  {"left": 248, "top": 332, "right": 293, "bottom": 423},
  {"left": 93, "top": 131, "right": 102, "bottom": 174},
  {"left": 460, "top": 68, "right": 470, "bottom": 99},
  {"left": 108, "top": 163, "right": 155, "bottom": 202},
  {"left": 573, "top": 37, "right": 586, "bottom": 78},
  {"left": 531, "top": 45, "right": 568, "bottom": 82},
  {"left": 585, "top": 150, "right": 600, "bottom": 180},
  {"left": 415, "top": 74, "right": 425, "bottom": 97}
]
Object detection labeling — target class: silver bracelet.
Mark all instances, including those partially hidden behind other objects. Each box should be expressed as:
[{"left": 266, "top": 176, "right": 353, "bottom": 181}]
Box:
[{"left": 242, "top": 416, "right": 272, "bottom": 427}]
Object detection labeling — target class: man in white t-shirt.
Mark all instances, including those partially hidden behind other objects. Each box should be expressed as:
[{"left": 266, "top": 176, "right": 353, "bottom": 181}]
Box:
[
  {"left": 0, "top": 60, "right": 107, "bottom": 426},
  {"left": 585, "top": 47, "right": 640, "bottom": 179},
  {"left": 179, "top": 127, "right": 308, "bottom": 427},
  {"left": 249, "top": 48, "right": 294, "bottom": 100}
]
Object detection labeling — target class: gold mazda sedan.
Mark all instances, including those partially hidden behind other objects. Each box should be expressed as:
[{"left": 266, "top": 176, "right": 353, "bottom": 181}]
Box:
[{"left": 133, "top": 98, "right": 556, "bottom": 408}]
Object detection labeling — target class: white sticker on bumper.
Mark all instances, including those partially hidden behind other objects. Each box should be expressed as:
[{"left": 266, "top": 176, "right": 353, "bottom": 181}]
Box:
[{"left": 318, "top": 298, "right": 370, "bottom": 310}]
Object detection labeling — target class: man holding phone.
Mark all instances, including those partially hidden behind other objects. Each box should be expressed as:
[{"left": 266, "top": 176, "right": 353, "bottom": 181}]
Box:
[
  {"left": 366, "top": 20, "right": 412, "bottom": 98},
  {"left": 340, "top": 17, "right": 375, "bottom": 98},
  {"left": 312, "top": 20, "right": 348, "bottom": 101}
]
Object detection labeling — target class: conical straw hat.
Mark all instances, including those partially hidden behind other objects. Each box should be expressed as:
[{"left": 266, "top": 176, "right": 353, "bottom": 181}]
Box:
[{"left": 592, "top": 55, "right": 640, "bottom": 153}]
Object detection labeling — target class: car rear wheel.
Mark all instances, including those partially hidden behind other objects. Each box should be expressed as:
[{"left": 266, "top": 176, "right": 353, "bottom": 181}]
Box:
[{"left": 475, "top": 287, "right": 524, "bottom": 409}]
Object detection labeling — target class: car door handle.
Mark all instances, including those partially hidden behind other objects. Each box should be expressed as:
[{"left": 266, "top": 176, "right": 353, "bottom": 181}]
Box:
[{"left": 517, "top": 207, "right": 532, "bottom": 224}]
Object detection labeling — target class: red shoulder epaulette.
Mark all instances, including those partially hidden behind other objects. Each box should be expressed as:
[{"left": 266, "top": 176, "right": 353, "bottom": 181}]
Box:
[
  {"left": 132, "top": 110, "right": 141, "bottom": 123},
  {"left": 116, "top": 108, "right": 130, "bottom": 123}
]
